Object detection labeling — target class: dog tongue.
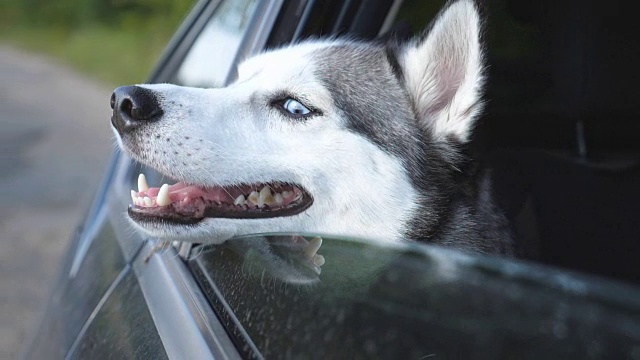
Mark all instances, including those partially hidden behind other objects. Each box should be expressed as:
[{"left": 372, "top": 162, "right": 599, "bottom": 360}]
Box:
[
  {"left": 144, "top": 182, "right": 233, "bottom": 203},
  {"left": 146, "top": 182, "right": 194, "bottom": 197}
]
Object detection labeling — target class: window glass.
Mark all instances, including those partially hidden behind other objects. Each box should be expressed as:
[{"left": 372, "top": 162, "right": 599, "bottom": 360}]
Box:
[
  {"left": 190, "top": 234, "right": 640, "bottom": 359},
  {"left": 24, "top": 221, "right": 126, "bottom": 359},
  {"left": 68, "top": 271, "right": 168, "bottom": 359},
  {"left": 173, "top": 0, "right": 259, "bottom": 88}
]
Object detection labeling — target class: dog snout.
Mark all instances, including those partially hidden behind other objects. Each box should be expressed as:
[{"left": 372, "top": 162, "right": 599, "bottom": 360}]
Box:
[{"left": 110, "top": 85, "right": 163, "bottom": 134}]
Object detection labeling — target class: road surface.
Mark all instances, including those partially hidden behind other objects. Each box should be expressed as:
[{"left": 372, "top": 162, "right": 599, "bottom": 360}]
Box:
[{"left": 0, "top": 45, "right": 113, "bottom": 359}]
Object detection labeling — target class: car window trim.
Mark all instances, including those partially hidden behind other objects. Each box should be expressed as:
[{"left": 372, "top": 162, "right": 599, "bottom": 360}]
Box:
[
  {"left": 134, "top": 246, "right": 240, "bottom": 360},
  {"left": 378, "top": 0, "right": 405, "bottom": 36},
  {"left": 291, "top": 0, "right": 316, "bottom": 41}
]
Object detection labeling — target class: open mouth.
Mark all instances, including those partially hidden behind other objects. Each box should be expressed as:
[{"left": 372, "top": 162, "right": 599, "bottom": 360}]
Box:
[{"left": 129, "top": 173, "right": 313, "bottom": 225}]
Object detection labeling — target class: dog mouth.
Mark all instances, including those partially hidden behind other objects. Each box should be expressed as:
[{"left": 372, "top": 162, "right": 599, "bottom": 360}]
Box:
[{"left": 128, "top": 173, "right": 313, "bottom": 225}]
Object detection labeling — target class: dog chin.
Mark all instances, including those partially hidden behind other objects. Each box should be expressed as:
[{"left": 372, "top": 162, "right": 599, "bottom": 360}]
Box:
[{"left": 126, "top": 216, "right": 237, "bottom": 244}]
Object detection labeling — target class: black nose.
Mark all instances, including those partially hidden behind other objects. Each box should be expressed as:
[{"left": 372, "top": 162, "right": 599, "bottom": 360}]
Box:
[{"left": 110, "top": 85, "right": 163, "bottom": 134}]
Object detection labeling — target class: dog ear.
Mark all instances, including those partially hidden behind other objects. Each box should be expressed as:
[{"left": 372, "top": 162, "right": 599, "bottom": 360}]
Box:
[{"left": 398, "top": 0, "right": 484, "bottom": 143}]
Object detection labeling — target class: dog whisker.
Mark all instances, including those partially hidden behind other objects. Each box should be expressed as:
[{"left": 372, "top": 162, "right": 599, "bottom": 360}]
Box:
[
  {"left": 188, "top": 245, "right": 204, "bottom": 260},
  {"left": 221, "top": 187, "right": 234, "bottom": 199}
]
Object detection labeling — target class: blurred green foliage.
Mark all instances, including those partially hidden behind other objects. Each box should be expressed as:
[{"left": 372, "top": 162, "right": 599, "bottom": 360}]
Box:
[{"left": 1, "top": 0, "right": 195, "bottom": 85}]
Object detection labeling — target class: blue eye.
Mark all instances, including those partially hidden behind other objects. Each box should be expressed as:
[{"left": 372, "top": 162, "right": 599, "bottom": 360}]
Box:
[{"left": 283, "top": 98, "right": 311, "bottom": 116}]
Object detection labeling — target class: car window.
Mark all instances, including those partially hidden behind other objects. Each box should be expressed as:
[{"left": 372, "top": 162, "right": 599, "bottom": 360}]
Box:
[
  {"left": 67, "top": 271, "right": 168, "bottom": 359},
  {"left": 190, "top": 234, "right": 640, "bottom": 359},
  {"left": 24, "top": 220, "right": 127, "bottom": 359},
  {"left": 173, "top": 0, "right": 259, "bottom": 88}
]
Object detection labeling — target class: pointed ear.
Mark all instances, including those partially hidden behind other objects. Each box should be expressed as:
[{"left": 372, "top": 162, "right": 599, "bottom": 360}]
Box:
[{"left": 399, "top": 0, "right": 484, "bottom": 143}]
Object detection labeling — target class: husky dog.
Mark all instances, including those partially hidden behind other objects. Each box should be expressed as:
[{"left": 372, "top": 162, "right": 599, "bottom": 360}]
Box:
[{"left": 110, "top": 0, "right": 514, "bottom": 255}]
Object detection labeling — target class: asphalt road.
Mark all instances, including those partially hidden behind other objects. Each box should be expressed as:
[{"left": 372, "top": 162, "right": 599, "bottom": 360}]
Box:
[{"left": 0, "top": 45, "right": 113, "bottom": 359}]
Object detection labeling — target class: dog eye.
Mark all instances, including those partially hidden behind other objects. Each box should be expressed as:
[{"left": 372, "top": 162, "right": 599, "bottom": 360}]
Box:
[{"left": 283, "top": 98, "right": 311, "bottom": 116}]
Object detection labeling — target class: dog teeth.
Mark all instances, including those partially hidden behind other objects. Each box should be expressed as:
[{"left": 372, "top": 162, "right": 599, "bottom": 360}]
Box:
[
  {"left": 259, "top": 186, "right": 274, "bottom": 207},
  {"left": 234, "top": 194, "right": 245, "bottom": 206},
  {"left": 157, "top": 184, "right": 171, "bottom": 206},
  {"left": 138, "top": 173, "right": 149, "bottom": 193},
  {"left": 143, "top": 196, "right": 153, "bottom": 207},
  {"left": 244, "top": 187, "right": 290, "bottom": 208},
  {"left": 248, "top": 191, "right": 259, "bottom": 206}
]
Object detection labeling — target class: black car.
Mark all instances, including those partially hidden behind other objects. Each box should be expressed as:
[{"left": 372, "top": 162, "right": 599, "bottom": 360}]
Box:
[{"left": 25, "top": 0, "right": 640, "bottom": 359}]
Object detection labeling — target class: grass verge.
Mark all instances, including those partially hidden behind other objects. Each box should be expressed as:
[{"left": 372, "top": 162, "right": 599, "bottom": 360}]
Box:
[{"left": 1, "top": 24, "right": 176, "bottom": 86}]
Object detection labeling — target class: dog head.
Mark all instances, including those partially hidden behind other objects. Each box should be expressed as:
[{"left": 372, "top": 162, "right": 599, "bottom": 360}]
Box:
[{"left": 111, "top": 0, "right": 484, "bottom": 244}]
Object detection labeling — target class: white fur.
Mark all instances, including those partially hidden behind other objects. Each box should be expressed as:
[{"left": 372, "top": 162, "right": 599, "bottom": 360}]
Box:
[{"left": 399, "top": 0, "right": 484, "bottom": 142}]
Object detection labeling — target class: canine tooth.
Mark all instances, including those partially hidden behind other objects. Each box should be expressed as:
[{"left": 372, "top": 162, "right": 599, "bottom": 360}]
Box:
[
  {"left": 138, "top": 173, "right": 149, "bottom": 193},
  {"left": 157, "top": 184, "right": 171, "bottom": 206},
  {"left": 144, "top": 196, "right": 153, "bottom": 207},
  {"left": 274, "top": 193, "right": 284, "bottom": 205},
  {"left": 234, "top": 194, "right": 246, "bottom": 205},
  {"left": 305, "top": 236, "right": 322, "bottom": 258},
  {"left": 259, "top": 186, "right": 274, "bottom": 206},
  {"left": 248, "top": 191, "right": 259, "bottom": 205}
]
